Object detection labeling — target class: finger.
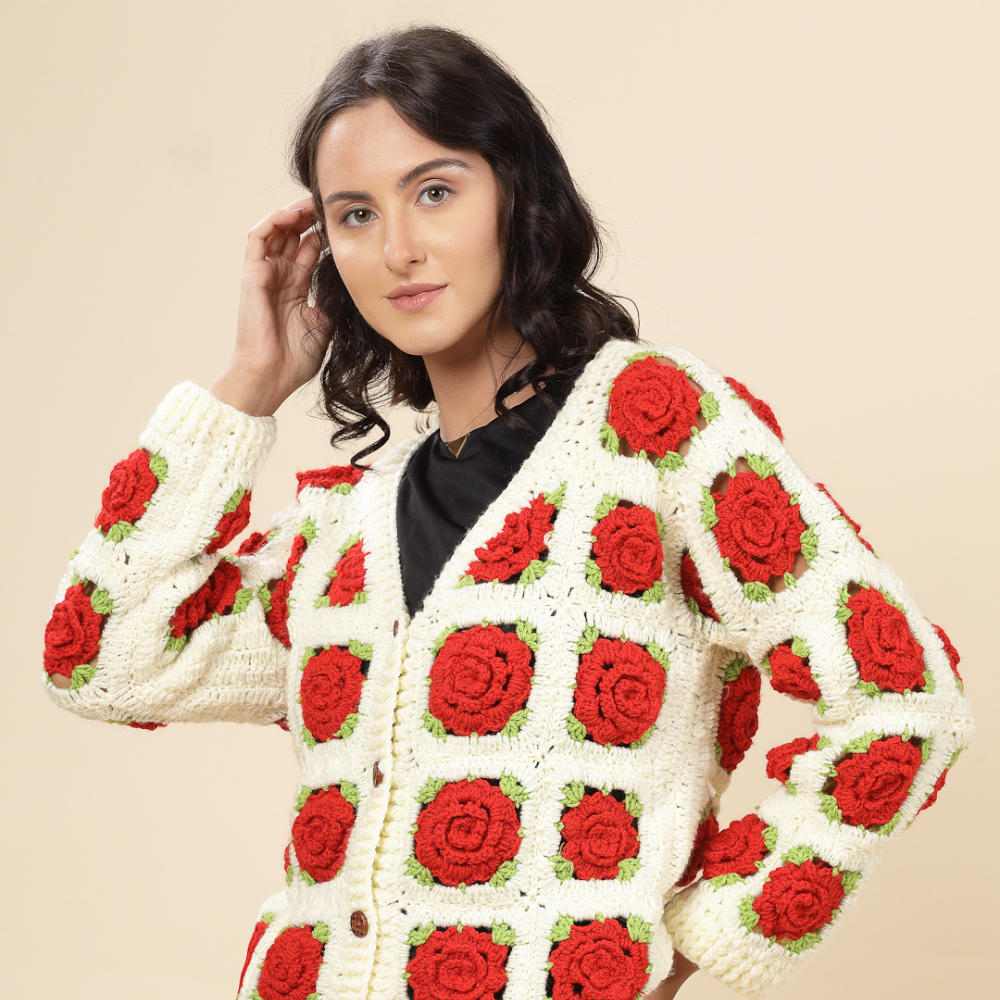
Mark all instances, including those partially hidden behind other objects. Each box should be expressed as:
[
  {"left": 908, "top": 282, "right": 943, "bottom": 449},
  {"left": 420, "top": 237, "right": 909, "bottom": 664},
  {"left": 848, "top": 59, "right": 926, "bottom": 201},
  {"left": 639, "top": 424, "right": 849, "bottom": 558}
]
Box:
[
  {"left": 292, "top": 228, "right": 324, "bottom": 275},
  {"left": 246, "top": 204, "right": 318, "bottom": 263}
]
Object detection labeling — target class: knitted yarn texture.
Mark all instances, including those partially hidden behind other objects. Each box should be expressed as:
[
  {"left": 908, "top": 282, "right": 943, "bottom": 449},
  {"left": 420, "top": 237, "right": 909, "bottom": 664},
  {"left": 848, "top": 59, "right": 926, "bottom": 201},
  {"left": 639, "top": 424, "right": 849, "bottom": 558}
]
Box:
[{"left": 42, "top": 339, "right": 973, "bottom": 998}]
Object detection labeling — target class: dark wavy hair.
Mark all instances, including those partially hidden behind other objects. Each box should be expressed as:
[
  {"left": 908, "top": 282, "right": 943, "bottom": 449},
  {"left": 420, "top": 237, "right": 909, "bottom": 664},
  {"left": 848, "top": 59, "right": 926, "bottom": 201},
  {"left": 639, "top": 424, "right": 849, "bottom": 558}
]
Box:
[{"left": 289, "top": 24, "right": 639, "bottom": 463}]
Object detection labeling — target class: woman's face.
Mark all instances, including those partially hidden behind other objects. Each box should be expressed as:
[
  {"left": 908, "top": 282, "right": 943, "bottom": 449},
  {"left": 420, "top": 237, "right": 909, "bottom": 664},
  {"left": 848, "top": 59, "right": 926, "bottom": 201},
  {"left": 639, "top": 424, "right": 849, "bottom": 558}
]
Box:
[{"left": 315, "top": 97, "right": 510, "bottom": 364}]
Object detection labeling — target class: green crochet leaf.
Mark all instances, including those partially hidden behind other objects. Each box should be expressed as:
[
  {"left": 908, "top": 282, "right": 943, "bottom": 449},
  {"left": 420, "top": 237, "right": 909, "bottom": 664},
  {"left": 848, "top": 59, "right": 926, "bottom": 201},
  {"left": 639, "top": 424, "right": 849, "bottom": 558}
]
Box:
[
  {"left": 640, "top": 581, "right": 666, "bottom": 605},
  {"left": 723, "top": 655, "right": 750, "bottom": 684},
  {"left": 616, "top": 857, "right": 642, "bottom": 881},
  {"left": 700, "top": 486, "right": 719, "bottom": 530},
  {"left": 417, "top": 777, "right": 448, "bottom": 804},
  {"left": 782, "top": 572, "right": 797, "bottom": 590},
  {"left": 655, "top": 452, "right": 685, "bottom": 476},
  {"left": 744, "top": 454, "right": 776, "bottom": 480},
  {"left": 519, "top": 559, "right": 551, "bottom": 585},
  {"left": 549, "top": 854, "right": 574, "bottom": 881},
  {"left": 407, "top": 921, "right": 436, "bottom": 946},
  {"left": 70, "top": 664, "right": 98, "bottom": 690},
  {"left": 743, "top": 581, "right": 775, "bottom": 603},
  {"left": 628, "top": 727, "right": 654, "bottom": 750},
  {"left": 421, "top": 710, "right": 448, "bottom": 741},
  {"left": 818, "top": 793, "right": 844, "bottom": 824},
  {"left": 340, "top": 780, "right": 359, "bottom": 806},
  {"left": 299, "top": 870, "right": 316, "bottom": 886},
  {"left": 599, "top": 422, "right": 620, "bottom": 456},
  {"left": 575, "top": 625, "right": 600, "bottom": 655},
  {"left": 762, "top": 825, "right": 778, "bottom": 851},
  {"left": 164, "top": 635, "right": 186, "bottom": 653},
  {"left": 300, "top": 725, "right": 317, "bottom": 750},
  {"left": 738, "top": 895, "right": 760, "bottom": 931},
  {"left": 491, "top": 921, "right": 516, "bottom": 946},
  {"left": 295, "top": 786, "right": 312, "bottom": 811},
  {"left": 257, "top": 584, "right": 272, "bottom": 613},
  {"left": 299, "top": 647, "right": 317, "bottom": 670},
  {"left": 584, "top": 559, "right": 603, "bottom": 591},
  {"left": 500, "top": 709, "right": 529, "bottom": 739},
  {"left": 299, "top": 518, "right": 317, "bottom": 544},
  {"left": 781, "top": 845, "right": 816, "bottom": 865},
  {"left": 222, "top": 486, "right": 246, "bottom": 515},
  {"left": 840, "top": 870, "right": 862, "bottom": 894},
  {"left": 544, "top": 482, "right": 566, "bottom": 509},
  {"left": 800, "top": 525, "right": 818, "bottom": 563},
  {"left": 347, "top": 639, "right": 372, "bottom": 660},
  {"left": 626, "top": 914, "right": 652, "bottom": 944},
  {"left": 515, "top": 618, "right": 540, "bottom": 651},
  {"left": 313, "top": 921, "right": 330, "bottom": 944},
  {"left": 707, "top": 873, "right": 745, "bottom": 890},
  {"left": 565, "top": 715, "right": 587, "bottom": 743},
  {"left": 499, "top": 773, "right": 529, "bottom": 804},
  {"left": 90, "top": 589, "right": 113, "bottom": 616},
  {"left": 106, "top": 521, "right": 137, "bottom": 544},
  {"left": 595, "top": 494, "right": 619, "bottom": 521},
  {"left": 232, "top": 587, "right": 254, "bottom": 615},
  {"left": 626, "top": 349, "right": 663, "bottom": 364},
  {"left": 783, "top": 932, "right": 823, "bottom": 955},
  {"left": 405, "top": 855, "right": 435, "bottom": 887},
  {"left": 560, "top": 781, "right": 585, "bottom": 808},
  {"left": 790, "top": 636, "right": 810, "bottom": 658},
  {"left": 456, "top": 575, "right": 475, "bottom": 588},
  {"left": 549, "top": 914, "right": 574, "bottom": 942},
  {"left": 644, "top": 642, "right": 669, "bottom": 670},
  {"left": 487, "top": 859, "right": 519, "bottom": 887},
  {"left": 148, "top": 452, "right": 168, "bottom": 483},
  {"left": 699, "top": 391, "right": 720, "bottom": 423},
  {"left": 855, "top": 680, "right": 884, "bottom": 698},
  {"left": 623, "top": 791, "right": 643, "bottom": 819},
  {"left": 432, "top": 625, "right": 460, "bottom": 654}
]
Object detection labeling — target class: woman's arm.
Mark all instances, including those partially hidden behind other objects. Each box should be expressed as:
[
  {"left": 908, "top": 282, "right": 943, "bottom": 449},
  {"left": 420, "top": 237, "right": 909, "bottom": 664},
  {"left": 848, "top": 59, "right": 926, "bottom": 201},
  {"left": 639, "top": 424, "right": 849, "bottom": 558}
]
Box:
[{"left": 627, "top": 348, "right": 974, "bottom": 996}]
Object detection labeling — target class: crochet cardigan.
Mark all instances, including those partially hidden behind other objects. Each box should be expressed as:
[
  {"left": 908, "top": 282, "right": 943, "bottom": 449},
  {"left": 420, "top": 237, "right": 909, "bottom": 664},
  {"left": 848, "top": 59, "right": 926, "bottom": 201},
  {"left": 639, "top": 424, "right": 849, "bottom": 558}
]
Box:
[{"left": 41, "top": 338, "right": 973, "bottom": 999}]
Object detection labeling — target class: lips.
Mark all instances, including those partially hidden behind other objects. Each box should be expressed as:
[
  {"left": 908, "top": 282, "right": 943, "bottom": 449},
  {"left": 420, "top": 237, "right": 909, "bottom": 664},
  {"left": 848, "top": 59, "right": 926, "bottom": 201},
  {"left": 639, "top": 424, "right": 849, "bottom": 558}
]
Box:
[
  {"left": 387, "top": 283, "right": 445, "bottom": 299},
  {"left": 388, "top": 285, "right": 446, "bottom": 313}
]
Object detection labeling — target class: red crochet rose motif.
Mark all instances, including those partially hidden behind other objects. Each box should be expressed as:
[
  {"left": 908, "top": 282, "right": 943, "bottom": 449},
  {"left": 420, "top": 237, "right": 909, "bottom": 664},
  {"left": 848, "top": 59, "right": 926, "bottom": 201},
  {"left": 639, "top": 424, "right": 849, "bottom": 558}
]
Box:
[
  {"left": 274, "top": 717, "right": 290, "bottom": 732},
  {"left": 95, "top": 449, "right": 159, "bottom": 532},
  {"left": 680, "top": 553, "right": 719, "bottom": 622},
  {"left": 406, "top": 926, "right": 509, "bottom": 1000},
  {"left": 205, "top": 490, "right": 252, "bottom": 554},
  {"left": 256, "top": 925, "right": 324, "bottom": 1000},
  {"left": 43, "top": 583, "right": 104, "bottom": 680},
  {"left": 607, "top": 356, "right": 701, "bottom": 458},
  {"left": 918, "top": 768, "right": 948, "bottom": 813},
  {"left": 766, "top": 735, "right": 820, "bottom": 784},
  {"left": 414, "top": 779, "right": 521, "bottom": 886},
  {"left": 766, "top": 643, "right": 821, "bottom": 701},
  {"left": 325, "top": 541, "right": 366, "bottom": 606},
  {"left": 574, "top": 639, "right": 666, "bottom": 746},
  {"left": 283, "top": 843, "right": 291, "bottom": 872},
  {"left": 237, "top": 530, "right": 270, "bottom": 556},
  {"left": 816, "top": 483, "right": 873, "bottom": 553},
  {"left": 677, "top": 812, "right": 719, "bottom": 887},
  {"left": 549, "top": 919, "right": 649, "bottom": 1000},
  {"left": 466, "top": 494, "right": 557, "bottom": 583},
  {"left": 932, "top": 623, "right": 962, "bottom": 684},
  {"left": 560, "top": 792, "right": 640, "bottom": 880},
  {"left": 717, "top": 664, "right": 761, "bottom": 771},
  {"left": 300, "top": 646, "right": 365, "bottom": 743},
  {"left": 725, "top": 377, "right": 784, "bottom": 440},
  {"left": 845, "top": 588, "right": 925, "bottom": 692},
  {"left": 238, "top": 919, "right": 270, "bottom": 996},
  {"left": 295, "top": 464, "right": 365, "bottom": 496},
  {"left": 292, "top": 786, "right": 356, "bottom": 882},
  {"left": 753, "top": 860, "right": 844, "bottom": 940},
  {"left": 702, "top": 814, "right": 770, "bottom": 879},
  {"left": 265, "top": 533, "right": 310, "bottom": 648},
  {"left": 592, "top": 505, "right": 663, "bottom": 594},
  {"left": 167, "top": 560, "right": 242, "bottom": 639},
  {"left": 428, "top": 625, "right": 534, "bottom": 736},
  {"left": 832, "top": 735, "right": 922, "bottom": 827},
  {"left": 712, "top": 471, "right": 806, "bottom": 584}
]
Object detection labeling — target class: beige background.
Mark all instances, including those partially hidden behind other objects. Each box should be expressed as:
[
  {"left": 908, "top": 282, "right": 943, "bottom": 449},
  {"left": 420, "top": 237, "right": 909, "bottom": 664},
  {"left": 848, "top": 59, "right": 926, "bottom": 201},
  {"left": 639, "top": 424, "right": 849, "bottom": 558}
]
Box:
[{"left": 1, "top": 1, "right": 995, "bottom": 997}]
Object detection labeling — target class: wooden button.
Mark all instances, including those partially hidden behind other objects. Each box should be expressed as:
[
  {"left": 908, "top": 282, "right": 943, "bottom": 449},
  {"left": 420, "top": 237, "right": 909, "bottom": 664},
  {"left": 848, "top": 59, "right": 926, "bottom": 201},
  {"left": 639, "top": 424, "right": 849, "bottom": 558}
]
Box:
[
  {"left": 372, "top": 761, "right": 383, "bottom": 787},
  {"left": 350, "top": 910, "right": 369, "bottom": 937},
  {"left": 393, "top": 620, "right": 399, "bottom": 636}
]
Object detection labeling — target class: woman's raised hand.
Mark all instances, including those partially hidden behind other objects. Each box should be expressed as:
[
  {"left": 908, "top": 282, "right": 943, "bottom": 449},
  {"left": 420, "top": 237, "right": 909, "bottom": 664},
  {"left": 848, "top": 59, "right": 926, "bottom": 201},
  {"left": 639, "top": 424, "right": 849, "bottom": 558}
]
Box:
[{"left": 211, "top": 195, "right": 328, "bottom": 416}]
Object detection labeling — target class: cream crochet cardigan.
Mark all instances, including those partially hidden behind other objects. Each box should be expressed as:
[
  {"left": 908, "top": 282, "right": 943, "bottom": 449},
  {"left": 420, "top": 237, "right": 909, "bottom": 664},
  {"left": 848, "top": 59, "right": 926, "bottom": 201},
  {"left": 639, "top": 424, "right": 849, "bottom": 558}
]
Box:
[{"left": 42, "top": 338, "right": 973, "bottom": 999}]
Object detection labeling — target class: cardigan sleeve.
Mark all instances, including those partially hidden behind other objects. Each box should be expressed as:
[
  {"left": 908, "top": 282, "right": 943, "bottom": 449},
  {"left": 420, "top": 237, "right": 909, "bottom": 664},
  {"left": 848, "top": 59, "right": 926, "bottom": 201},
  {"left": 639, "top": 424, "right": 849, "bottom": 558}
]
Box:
[
  {"left": 40, "top": 381, "right": 304, "bottom": 727},
  {"left": 653, "top": 351, "right": 974, "bottom": 996}
]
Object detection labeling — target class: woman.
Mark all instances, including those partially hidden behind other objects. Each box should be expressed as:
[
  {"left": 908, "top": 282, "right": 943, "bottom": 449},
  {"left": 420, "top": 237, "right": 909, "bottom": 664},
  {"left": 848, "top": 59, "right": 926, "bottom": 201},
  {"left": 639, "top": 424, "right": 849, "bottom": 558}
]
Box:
[{"left": 41, "top": 24, "right": 972, "bottom": 1000}]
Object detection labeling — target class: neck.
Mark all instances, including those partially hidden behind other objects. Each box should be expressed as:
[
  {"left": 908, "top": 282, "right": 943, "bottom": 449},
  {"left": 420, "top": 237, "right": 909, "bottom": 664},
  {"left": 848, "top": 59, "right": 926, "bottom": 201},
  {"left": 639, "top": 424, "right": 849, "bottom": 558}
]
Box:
[{"left": 425, "top": 323, "right": 536, "bottom": 442}]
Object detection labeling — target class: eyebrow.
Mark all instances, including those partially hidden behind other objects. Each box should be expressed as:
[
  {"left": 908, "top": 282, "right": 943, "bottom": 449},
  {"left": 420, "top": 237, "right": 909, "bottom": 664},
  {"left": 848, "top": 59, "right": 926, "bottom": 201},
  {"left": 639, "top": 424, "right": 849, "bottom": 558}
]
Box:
[{"left": 322, "top": 157, "right": 473, "bottom": 207}]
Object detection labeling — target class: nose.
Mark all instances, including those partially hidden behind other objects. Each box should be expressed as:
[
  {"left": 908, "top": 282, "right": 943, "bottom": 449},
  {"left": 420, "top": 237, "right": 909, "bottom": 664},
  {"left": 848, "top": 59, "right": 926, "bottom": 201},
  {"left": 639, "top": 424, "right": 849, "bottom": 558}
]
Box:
[{"left": 382, "top": 209, "right": 425, "bottom": 271}]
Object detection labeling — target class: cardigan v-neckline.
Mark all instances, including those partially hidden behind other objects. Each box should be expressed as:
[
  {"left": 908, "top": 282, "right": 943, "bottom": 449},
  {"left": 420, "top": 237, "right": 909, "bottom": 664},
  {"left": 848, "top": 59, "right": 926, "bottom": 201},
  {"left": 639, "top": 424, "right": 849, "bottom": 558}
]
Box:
[{"left": 356, "top": 339, "right": 635, "bottom": 629}]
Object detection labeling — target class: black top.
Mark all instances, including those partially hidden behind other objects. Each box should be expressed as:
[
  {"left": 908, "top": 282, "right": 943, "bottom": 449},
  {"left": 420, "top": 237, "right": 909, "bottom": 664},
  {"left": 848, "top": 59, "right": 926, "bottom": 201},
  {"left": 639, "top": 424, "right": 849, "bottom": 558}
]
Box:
[{"left": 396, "top": 379, "right": 577, "bottom": 617}]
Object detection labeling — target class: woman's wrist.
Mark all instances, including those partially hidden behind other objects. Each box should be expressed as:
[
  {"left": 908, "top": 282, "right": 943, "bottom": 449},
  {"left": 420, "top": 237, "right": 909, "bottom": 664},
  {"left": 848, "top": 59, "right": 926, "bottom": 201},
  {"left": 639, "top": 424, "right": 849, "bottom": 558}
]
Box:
[{"left": 209, "top": 367, "right": 289, "bottom": 417}]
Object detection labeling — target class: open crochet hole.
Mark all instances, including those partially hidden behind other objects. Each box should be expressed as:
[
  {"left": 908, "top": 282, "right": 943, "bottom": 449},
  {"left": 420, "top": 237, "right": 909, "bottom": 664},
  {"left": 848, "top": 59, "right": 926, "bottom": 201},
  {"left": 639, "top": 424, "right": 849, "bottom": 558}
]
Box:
[
  {"left": 711, "top": 458, "right": 809, "bottom": 594},
  {"left": 50, "top": 673, "right": 73, "bottom": 689},
  {"left": 616, "top": 357, "right": 706, "bottom": 461}
]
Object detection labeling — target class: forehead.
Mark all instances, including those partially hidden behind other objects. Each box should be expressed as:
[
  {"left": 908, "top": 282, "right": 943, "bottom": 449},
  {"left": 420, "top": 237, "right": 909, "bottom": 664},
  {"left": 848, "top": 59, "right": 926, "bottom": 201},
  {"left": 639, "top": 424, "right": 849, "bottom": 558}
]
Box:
[{"left": 315, "top": 98, "right": 468, "bottom": 189}]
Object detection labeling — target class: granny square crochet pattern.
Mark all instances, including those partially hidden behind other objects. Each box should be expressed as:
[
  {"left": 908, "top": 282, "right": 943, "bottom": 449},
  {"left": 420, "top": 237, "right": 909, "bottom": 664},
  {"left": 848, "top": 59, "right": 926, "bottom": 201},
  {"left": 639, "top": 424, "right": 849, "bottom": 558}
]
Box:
[{"left": 42, "top": 339, "right": 973, "bottom": 998}]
